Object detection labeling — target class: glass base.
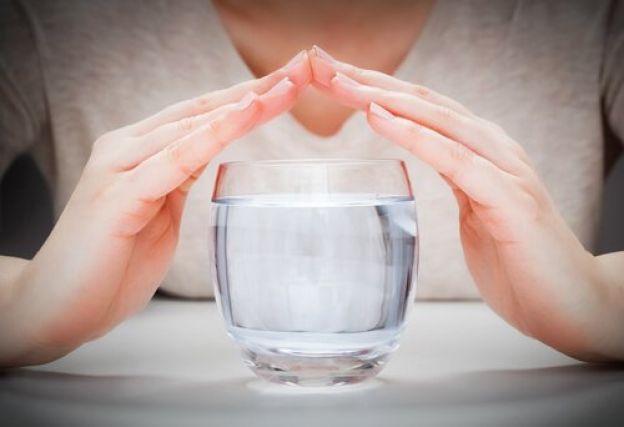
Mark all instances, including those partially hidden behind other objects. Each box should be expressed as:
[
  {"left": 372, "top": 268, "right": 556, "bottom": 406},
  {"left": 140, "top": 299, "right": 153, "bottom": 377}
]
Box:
[{"left": 241, "top": 348, "right": 389, "bottom": 387}]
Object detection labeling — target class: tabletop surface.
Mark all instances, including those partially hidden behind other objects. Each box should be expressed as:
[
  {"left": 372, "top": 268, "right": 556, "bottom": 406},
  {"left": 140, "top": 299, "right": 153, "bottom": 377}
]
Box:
[{"left": 2, "top": 298, "right": 623, "bottom": 427}]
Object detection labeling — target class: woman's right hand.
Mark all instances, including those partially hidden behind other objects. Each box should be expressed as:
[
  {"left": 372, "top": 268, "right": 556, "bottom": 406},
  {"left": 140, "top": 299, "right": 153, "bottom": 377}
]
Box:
[{"left": 0, "top": 51, "right": 312, "bottom": 367}]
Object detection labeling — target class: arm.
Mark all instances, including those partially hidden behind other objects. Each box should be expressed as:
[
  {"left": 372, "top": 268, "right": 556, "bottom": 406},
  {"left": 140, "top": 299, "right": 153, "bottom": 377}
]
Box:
[
  {"left": 309, "top": 46, "right": 624, "bottom": 361},
  {"left": 0, "top": 51, "right": 312, "bottom": 368},
  {"left": 595, "top": 252, "right": 624, "bottom": 311},
  {"left": 0, "top": 256, "right": 28, "bottom": 305},
  {"left": 0, "top": 256, "right": 74, "bottom": 366}
]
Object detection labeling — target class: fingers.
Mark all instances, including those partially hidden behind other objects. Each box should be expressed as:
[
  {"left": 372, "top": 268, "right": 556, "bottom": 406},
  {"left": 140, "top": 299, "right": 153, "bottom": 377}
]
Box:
[
  {"left": 122, "top": 62, "right": 308, "bottom": 169},
  {"left": 367, "top": 103, "right": 517, "bottom": 208},
  {"left": 127, "top": 50, "right": 311, "bottom": 136},
  {"left": 308, "top": 46, "right": 532, "bottom": 176},
  {"left": 128, "top": 94, "right": 260, "bottom": 201},
  {"left": 328, "top": 71, "right": 529, "bottom": 176},
  {"left": 128, "top": 78, "right": 297, "bottom": 201},
  {"left": 124, "top": 92, "right": 259, "bottom": 170},
  {"left": 309, "top": 45, "right": 473, "bottom": 116}
]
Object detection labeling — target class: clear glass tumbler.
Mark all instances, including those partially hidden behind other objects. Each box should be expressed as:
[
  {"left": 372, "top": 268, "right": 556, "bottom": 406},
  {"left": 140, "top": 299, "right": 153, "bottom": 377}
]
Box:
[{"left": 210, "top": 159, "right": 418, "bottom": 386}]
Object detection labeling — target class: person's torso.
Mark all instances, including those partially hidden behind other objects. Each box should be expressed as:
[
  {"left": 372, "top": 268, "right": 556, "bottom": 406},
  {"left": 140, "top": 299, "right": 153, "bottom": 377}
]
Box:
[{"left": 26, "top": 0, "right": 609, "bottom": 298}]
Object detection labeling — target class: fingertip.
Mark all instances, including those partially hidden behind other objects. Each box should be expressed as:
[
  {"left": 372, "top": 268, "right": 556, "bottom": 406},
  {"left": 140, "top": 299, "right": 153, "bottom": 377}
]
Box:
[
  {"left": 301, "top": 50, "right": 313, "bottom": 85},
  {"left": 284, "top": 50, "right": 306, "bottom": 70},
  {"left": 235, "top": 91, "right": 259, "bottom": 110},
  {"left": 283, "top": 77, "right": 297, "bottom": 94},
  {"left": 266, "top": 77, "right": 296, "bottom": 96},
  {"left": 228, "top": 91, "right": 262, "bottom": 131},
  {"left": 253, "top": 77, "right": 297, "bottom": 124},
  {"left": 323, "top": 73, "right": 367, "bottom": 110},
  {"left": 311, "top": 45, "right": 335, "bottom": 63},
  {"left": 248, "top": 93, "right": 264, "bottom": 120},
  {"left": 226, "top": 95, "right": 263, "bottom": 138},
  {"left": 366, "top": 103, "right": 396, "bottom": 136},
  {"left": 368, "top": 102, "right": 395, "bottom": 121},
  {"left": 309, "top": 51, "right": 335, "bottom": 88},
  {"left": 281, "top": 78, "right": 298, "bottom": 103},
  {"left": 331, "top": 72, "right": 361, "bottom": 88},
  {"left": 286, "top": 53, "right": 312, "bottom": 87}
]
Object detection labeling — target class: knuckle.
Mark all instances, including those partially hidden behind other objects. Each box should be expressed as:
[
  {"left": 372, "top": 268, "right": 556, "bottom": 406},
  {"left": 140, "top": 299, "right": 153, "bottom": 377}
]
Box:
[
  {"left": 436, "top": 105, "right": 460, "bottom": 124},
  {"left": 176, "top": 116, "right": 195, "bottom": 133},
  {"left": 512, "top": 143, "right": 532, "bottom": 164},
  {"left": 515, "top": 170, "right": 545, "bottom": 200},
  {"left": 478, "top": 119, "right": 533, "bottom": 166},
  {"left": 482, "top": 119, "right": 504, "bottom": 135},
  {"left": 349, "top": 65, "right": 365, "bottom": 79},
  {"left": 411, "top": 84, "right": 431, "bottom": 98},
  {"left": 88, "top": 133, "right": 125, "bottom": 170},
  {"left": 92, "top": 133, "right": 114, "bottom": 152},
  {"left": 509, "top": 142, "right": 524, "bottom": 159},
  {"left": 515, "top": 174, "right": 537, "bottom": 195},
  {"left": 193, "top": 94, "right": 215, "bottom": 111},
  {"left": 405, "top": 122, "right": 427, "bottom": 151},
  {"left": 450, "top": 142, "right": 474, "bottom": 164},
  {"left": 511, "top": 177, "right": 545, "bottom": 219},
  {"left": 84, "top": 155, "right": 105, "bottom": 177},
  {"left": 178, "top": 174, "right": 199, "bottom": 194},
  {"left": 205, "top": 121, "right": 226, "bottom": 150},
  {"left": 448, "top": 144, "right": 475, "bottom": 181},
  {"left": 165, "top": 143, "right": 194, "bottom": 177},
  {"left": 405, "top": 121, "right": 424, "bottom": 140}
]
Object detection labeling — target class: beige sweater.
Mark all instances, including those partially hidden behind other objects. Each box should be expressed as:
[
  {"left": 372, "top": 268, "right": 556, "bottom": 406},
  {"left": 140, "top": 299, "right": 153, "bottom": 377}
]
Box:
[{"left": 1, "top": 0, "right": 623, "bottom": 299}]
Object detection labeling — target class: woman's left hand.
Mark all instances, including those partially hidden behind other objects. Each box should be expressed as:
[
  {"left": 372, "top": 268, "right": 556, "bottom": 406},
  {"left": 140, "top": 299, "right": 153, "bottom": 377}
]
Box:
[{"left": 309, "top": 46, "right": 624, "bottom": 361}]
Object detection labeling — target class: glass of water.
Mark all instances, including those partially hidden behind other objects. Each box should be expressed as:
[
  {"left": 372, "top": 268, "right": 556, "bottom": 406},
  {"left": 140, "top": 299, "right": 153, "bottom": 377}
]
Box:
[{"left": 210, "top": 159, "right": 418, "bottom": 386}]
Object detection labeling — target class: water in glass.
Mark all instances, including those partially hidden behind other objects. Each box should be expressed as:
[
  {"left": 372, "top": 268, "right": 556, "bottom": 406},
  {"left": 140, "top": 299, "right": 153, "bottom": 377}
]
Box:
[{"left": 211, "top": 190, "right": 418, "bottom": 386}]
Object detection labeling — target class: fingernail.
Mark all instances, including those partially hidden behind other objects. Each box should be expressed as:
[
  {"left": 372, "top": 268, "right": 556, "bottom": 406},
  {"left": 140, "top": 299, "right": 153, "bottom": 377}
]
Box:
[
  {"left": 267, "top": 77, "right": 294, "bottom": 96},
  {"left": 312, "top": 45, "right": 335, "bottom": 63},
  {"left": 333, "top": 72, "right": 360, "bottom": 87},
  {"left": 369, "top": 102, "right": 394, "bottom": 121},
  {"left": 284, "top": 50, "right": 306, "bottom": 70},
  {"left": 235, "top": 91, "right": 258, "bottom": 110}
]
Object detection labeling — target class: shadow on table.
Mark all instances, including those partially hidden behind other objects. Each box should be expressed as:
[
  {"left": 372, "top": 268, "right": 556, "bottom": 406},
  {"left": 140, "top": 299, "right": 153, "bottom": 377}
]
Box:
[{"left": 1, "top": 364, "right": 623, "bottom": 427}]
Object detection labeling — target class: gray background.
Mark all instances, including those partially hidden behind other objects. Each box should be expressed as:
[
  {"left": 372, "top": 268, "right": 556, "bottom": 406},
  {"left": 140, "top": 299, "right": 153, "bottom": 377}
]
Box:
[{"left": 1, "top": 152, "right": 622, "bottom": 260}]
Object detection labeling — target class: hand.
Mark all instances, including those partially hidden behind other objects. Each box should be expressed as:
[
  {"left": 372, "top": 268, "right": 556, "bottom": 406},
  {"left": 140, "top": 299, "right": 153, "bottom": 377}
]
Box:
[
  {"left": 309, "top": 46, "right": 623, "bottom": 361},
  {"left": 0, "top": 52, "right": 312, "bottom": 366}
]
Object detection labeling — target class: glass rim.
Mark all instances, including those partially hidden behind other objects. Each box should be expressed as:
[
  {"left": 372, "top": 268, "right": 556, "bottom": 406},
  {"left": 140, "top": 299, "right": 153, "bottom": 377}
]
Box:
[{"left": 218, "top": 158, "right": 406, "bottom": 168}]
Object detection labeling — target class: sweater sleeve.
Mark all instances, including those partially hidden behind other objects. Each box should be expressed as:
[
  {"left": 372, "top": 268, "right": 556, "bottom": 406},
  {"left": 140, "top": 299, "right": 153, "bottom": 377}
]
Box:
[
  {"left": 0, "top": 0, "right": 47, "bottom": 178},
  {"left": 602, "top": 0, "right": 624, "bottom": 149}
]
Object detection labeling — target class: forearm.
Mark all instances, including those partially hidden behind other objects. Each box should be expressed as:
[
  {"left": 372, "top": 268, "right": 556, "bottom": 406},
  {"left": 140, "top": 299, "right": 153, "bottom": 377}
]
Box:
[
  {"left": 0, "top": 256, "right": 29, "bottom": 305},
  {"left": 0, "top": 239, "right": 83, "bottom": 367},
  {"left": 0, "top": 256, "right": 60, "bottom": 367},
  {"left": 590, "top": 251, "right": 624, "bottom": 359},
  {"left": 538, "top": 249, "right": 624, "bottom": 363},
  {"left": 595, "top": 252, "right": 624, "bottom": 298}
]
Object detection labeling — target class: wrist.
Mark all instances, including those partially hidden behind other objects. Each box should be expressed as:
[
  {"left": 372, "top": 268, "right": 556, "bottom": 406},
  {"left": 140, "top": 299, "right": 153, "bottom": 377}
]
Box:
[
  {"left": 0, "top": 247, "right": 84, "bottom": 367},
  {"left": 528, "top": 247, "right": 621, "bottom": 362}
]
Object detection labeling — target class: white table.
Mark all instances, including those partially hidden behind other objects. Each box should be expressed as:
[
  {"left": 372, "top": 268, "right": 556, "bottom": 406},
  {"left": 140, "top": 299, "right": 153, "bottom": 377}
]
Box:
[{"left": 2, "top": 298, "right": 623, "bottom": 426}]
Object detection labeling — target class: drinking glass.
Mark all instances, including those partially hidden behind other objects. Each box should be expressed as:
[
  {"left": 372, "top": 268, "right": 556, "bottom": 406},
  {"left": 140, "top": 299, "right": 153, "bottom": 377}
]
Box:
[{"left": 210, "top": 159, "right": 418, "bottom": 386}]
